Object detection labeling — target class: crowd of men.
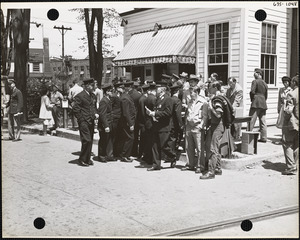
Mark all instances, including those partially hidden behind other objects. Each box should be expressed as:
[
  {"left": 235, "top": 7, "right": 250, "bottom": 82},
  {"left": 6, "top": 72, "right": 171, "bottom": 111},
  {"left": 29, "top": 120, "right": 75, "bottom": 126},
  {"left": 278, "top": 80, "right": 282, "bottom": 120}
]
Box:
[
  {"left": 70, "top": 68, "right": 299, "bottom": 180},
  {"left": 3, "top": 68, "right": 298, "bottom": 180}
]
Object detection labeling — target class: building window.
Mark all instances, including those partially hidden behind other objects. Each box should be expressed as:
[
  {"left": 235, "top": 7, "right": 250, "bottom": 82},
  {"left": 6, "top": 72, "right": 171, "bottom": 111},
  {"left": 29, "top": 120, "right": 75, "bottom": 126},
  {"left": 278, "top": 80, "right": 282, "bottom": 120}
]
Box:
[
  {"left": 87, "top": 66, "right": 89, "bottom": 71},
  {"left": 208, "top": 22, "right": 229, "bottom": 84},
  {"left": 58, "top": 67, "right": 61, "bottom": 71},
  {"left": 81, "top": 66, "right": 84, "bottom": 71},
  {"left": 261, "top": 23, "right": 277, "bottom": 85},
  {"left": 33, "top": 62, "right": 40, "bottom": 72},
  {"left": 74, "top": 66, "right": 78, "bottom": 71}
]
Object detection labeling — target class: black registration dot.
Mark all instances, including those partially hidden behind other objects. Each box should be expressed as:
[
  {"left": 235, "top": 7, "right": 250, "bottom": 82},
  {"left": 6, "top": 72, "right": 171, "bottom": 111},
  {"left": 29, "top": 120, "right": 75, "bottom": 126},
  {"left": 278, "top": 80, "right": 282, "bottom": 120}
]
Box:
[
  {"left": 255, "top": 9, "right": 267, "bottom": 21},
  {"left": 241, "top": 219, "right": 253, "bottom": 231},
  {"left": 47, "top": 9, "right": 59, "bottom": 21},
  {"left": 34, "top": 217, "right": 45, "bottom": 229}
]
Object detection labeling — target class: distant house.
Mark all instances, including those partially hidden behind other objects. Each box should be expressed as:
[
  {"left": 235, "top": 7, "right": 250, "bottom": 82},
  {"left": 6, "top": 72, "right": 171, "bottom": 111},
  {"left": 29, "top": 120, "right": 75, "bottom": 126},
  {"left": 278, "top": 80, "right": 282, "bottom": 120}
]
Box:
[
  {"left": 9, "top": 38, "right": 52, "bottom": 79},
  {"left": 114, "top": 8, "right": 298, "bottom": 125},
  {"left": 50, "top": 57, "right": 120, "bottom": 88}
]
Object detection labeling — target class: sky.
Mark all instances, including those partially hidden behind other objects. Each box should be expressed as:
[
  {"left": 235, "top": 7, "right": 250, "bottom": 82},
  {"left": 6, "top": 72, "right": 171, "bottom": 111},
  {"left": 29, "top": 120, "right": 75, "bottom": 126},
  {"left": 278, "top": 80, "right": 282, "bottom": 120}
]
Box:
[{"left": 2, "top": 4, "right": 134, "bottom": 59}]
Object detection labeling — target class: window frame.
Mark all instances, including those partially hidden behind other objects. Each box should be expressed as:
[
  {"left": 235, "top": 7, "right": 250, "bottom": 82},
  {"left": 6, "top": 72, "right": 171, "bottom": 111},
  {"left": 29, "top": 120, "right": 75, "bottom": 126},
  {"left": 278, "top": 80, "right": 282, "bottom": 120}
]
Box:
[
  {"left": 32, "top": 62, "right": 40, "bottom": 72},
  {"left": 260, "top": 22, "right": 278, "bottom": 87}
]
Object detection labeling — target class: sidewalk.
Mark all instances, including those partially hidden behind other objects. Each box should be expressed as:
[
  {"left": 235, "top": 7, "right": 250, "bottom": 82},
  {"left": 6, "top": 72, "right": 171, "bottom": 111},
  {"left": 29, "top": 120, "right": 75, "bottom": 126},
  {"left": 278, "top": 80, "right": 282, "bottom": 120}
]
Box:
[{"left": 15, "top": 117, "right": 284, "bottom": 170}]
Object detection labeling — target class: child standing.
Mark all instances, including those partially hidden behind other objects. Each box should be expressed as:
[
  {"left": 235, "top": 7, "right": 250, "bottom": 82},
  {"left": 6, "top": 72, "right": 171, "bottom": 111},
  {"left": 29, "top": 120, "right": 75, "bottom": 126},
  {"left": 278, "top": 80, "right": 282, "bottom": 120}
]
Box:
[{"left": 39, "top": 86, "right": 54, "bottom": 135}]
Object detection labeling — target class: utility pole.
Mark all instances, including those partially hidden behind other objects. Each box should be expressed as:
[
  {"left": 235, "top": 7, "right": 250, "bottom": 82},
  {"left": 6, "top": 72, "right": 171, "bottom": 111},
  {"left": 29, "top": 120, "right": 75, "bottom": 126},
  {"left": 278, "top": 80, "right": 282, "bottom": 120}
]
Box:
[{"left": 54, "top": 25, "right": 72, "bottom": 128}]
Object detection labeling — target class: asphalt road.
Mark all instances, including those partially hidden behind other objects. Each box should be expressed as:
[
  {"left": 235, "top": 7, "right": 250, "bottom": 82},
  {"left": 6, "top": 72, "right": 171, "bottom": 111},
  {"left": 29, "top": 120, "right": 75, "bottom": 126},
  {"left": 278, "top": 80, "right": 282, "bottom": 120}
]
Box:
[{"left": 2, "top": 129, "right": 298, "bottom": 237}]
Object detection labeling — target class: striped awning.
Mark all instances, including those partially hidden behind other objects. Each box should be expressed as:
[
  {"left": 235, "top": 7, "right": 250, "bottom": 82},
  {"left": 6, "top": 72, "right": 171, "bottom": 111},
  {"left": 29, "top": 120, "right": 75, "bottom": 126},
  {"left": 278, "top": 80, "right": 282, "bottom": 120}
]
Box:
[{"left": 114, "top": 23, "right": 196, "bottom": 66}]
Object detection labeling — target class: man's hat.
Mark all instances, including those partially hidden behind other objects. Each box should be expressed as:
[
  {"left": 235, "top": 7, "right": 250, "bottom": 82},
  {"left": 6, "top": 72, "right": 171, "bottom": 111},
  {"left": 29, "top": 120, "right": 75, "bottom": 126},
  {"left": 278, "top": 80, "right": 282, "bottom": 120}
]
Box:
[
  {"left": 124, "top": 81, "right": 134, "bottom": 87},
  {"left": 170, "top": 82, "right": 182, "bottom": 91},
  {"left": 7, "top": 79, "right": 15, "bottom": 84},
  {"left": 188, "top": 74, "right": 200, "bottom": 82},
  {"left": 149, "top": 82, "right": 157, "bottom": 89},
  {"left": 172, "top": 73, "right": 180, "bottom": 80},
  {"left": 133, "top": 81, "right": 140, "bottom": 87},
  {"left": 214, "top": 101, "right": 223, "bottom": 113},
  {"left": 254, "top": 68, "right": 263, "bottom": 75},
  {"left": 155, "top": 81, "right": 168, "bottom": 87},
  {"left": 115, "top": 82, "right": 125, "bottom": 88},
  {"left": 102, "top": 83, "right": 113, "bottom": 91},
  {"left": 180, "top": 72, "right": 188, "bottom": 78},
  {"left": 282, "top": 76, "right": 291, "bottom": 83},
  {"left": 83, "top": 78, "right": 95, "bottom": 85},
  {"left": 141, "top": 84, "right": 150, "bottom": 91},
  {"left": 211, "top": 73, "right": 218, "bottom": 78},
  {"left": 161, "top": 74, "right": 172, "bottom": 80}
]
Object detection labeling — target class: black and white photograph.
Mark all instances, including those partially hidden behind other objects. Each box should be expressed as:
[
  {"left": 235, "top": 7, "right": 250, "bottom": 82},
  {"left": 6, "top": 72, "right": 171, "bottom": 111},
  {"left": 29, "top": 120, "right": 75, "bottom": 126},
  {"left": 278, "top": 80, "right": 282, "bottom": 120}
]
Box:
[{"left": 1, "top": 1, "right": 299, "bottom": 238}]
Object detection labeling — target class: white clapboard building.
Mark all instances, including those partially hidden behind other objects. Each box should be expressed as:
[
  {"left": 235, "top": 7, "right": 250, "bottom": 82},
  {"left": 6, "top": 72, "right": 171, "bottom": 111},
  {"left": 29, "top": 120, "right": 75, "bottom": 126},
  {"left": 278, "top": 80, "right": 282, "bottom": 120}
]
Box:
[{"left": 114, "top": 7, "right": 298, "bottom": 125}]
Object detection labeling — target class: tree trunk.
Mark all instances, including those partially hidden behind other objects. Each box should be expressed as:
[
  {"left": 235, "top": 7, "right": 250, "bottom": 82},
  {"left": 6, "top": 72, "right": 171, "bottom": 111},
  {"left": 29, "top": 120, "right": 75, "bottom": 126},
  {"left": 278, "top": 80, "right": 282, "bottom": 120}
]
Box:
[
  {"left": 84, "top": 8, "right": 103, "bottom": 87},
  {"left": 11, "top": 9, "right": 30, "bottom": 122}
]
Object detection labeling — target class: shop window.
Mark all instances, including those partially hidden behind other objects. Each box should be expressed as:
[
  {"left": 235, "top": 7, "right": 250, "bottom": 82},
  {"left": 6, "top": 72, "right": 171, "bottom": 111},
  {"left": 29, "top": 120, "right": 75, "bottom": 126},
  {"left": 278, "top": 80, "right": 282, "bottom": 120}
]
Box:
[
  {"left": 208, "top": 22, "right": 229, "bottom": 84},
  {"left": 261, "top": 23, "right": 277, "bottom": 85}
]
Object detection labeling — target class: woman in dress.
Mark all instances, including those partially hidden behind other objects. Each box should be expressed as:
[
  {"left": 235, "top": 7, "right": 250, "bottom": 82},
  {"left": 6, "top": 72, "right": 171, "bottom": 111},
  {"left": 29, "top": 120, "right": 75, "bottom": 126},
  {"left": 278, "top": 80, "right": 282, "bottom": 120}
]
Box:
[
  {"left": 276, "top": 76, "right": 292, "bottom": 128},
  {"left": 39, "top": 86, "right": 54, "bottom": 135}
]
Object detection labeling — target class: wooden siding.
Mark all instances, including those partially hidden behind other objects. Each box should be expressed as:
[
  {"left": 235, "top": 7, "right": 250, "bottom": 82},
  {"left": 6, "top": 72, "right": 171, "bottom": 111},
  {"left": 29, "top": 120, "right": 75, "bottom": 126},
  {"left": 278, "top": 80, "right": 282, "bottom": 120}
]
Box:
[{"left": 242, "top": 7, "right": 292, "bottom": 126}]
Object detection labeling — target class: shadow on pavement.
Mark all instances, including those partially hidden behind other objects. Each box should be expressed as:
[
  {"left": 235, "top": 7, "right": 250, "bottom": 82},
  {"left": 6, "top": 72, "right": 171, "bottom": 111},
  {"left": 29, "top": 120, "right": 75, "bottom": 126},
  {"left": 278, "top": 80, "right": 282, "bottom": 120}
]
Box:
[
  {"left": 268, "top": 137, "right": 282, "bottom": 145},
  {"left": 72, "top": 151, "right": 81, "bottom": 156},
  {"left": 262, "top": 160, "right": 286, "bottom": 172},
  {"left": 68, "top": 159, "right": 80, "bottom": 165}
]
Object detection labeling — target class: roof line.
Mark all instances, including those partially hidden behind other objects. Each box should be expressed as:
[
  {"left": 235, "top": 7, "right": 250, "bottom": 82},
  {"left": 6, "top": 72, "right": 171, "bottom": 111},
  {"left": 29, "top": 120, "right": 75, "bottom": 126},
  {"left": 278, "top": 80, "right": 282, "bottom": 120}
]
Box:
[
  {"left": 120, "top": 8, "right": 152, "bottom": 17},
  {"left": 131, "top": 22, "right": 197, "bottom": 36}
]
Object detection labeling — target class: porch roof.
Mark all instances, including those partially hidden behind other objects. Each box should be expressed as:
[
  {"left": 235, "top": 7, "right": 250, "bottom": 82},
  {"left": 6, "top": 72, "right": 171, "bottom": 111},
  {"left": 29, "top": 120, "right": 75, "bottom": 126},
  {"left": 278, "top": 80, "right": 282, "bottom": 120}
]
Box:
[{"left": 113, "top": 23, "right": 196, "bottom": 66}]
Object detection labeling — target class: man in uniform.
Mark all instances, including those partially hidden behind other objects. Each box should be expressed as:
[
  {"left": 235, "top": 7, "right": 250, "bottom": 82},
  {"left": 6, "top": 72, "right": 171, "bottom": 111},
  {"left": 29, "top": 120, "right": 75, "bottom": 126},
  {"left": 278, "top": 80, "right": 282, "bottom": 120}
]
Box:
[
  {"left": 98, "top": 83, "right": 114, "bottom": 162},
  {"left": 119, "top": 81, "right": 136, "bottom": 162},
  {"left": 129, "top": 81, "right": 142, "bottom": 158},
  {"left": 249, "top": 68, "right": 268, "bottom": 142},
  {"left": 143, "top": 82, "right": 157, "bottom": 164},
  {"left": 167, "top": 82, "right": 183, "bottom": 166},
  {"left": 73, "top": 78, "right": 98, "bottom": 166},
  {"left": 137, "top": 84, "right": 150, "bottom": 161},
  {"left": 6, "top": 79, "right": 23, "bottom": 141},
  {"left": 146, "top": 81, "right": 175, "bottom": 171}
]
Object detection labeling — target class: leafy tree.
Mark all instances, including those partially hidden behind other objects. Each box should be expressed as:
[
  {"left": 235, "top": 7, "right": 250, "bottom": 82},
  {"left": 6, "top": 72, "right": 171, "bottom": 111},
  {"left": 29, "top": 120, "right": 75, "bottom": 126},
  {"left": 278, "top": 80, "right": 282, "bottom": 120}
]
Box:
[
  {"left": 11, "top": 9, "right": 31, "bottom": 121},
  {"left": 71, "top": 8, "right": 121, "bottom": 86}
]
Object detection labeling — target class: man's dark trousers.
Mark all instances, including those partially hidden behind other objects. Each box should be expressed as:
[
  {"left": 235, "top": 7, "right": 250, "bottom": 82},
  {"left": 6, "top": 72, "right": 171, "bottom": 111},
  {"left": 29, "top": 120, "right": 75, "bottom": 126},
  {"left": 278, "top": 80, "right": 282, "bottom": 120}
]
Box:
[{"left": 79, "top": 120, "right": 94, "bottom": 164}]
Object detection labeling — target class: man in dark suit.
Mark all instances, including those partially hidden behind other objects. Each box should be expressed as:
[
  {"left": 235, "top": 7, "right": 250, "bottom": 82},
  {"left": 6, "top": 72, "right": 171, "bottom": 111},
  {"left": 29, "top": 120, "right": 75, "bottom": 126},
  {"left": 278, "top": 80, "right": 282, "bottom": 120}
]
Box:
[
  {"left": 146, "top": 81, "right": 176, "bottom": 171},
  {"left": 167, "top": 83, "right": 183, "bottom": 166},
  {"left": 129, "top": 81, "right": 142, "bottom": 157},
  {"left": 143, "top": 83, "right": 157, "bottom": 164},
  {"left": 73, "top": 78, "right": 98, "bottom": 166},
  {"left": 98, "top": 83, "right": 114, "bottom": 162},
  {"left": 6, "top": 79, "right": 23, "bottom": 141},
  {"left": 137, "top": 84, "right": 150, "bottom": 160},
  {"left": 249, "top": 68, "right": 268, "bottom": 142},
  {"left": 119, "top": 81, "right": 136, "bottom": 162},
  {"left": 111, "top": 82, "right": 122, "bottom": 159}
]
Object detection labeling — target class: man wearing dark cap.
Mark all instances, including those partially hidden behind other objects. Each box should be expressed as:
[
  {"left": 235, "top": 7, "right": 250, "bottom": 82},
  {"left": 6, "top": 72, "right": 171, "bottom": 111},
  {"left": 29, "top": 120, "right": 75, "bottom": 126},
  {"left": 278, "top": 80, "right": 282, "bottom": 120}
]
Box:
[
  {"left": 128, "top": 81, "right": 142, "bottom": 158},
  {"left": 146, "top": 81, "right": 175, "bottom": 171},
  {"left": 249, "top": 68, "right": 268, "bottom": 142},
  {"left": 6, "top": 79, "right": 23, "bottom": 141},
  {"left": 97, "top": 84, "right": 114, "bottom": 162},
  {"left": 143, "top": 83, "right": 157, "bottom": 164},
  {"left": 119, "top": 81, "right": 137, "bottom": 162},
  {"left": 167, "top": 83, "right": 183, "bottom": 166},
  {"left": 111, "top": 82, "right": 123, "bottom": 159},
  {"left": 136, "top": 84, "right": 150, "bottom": 161},
  {"left": 73, "top": 78, "right": 98, "bottom": 166}
]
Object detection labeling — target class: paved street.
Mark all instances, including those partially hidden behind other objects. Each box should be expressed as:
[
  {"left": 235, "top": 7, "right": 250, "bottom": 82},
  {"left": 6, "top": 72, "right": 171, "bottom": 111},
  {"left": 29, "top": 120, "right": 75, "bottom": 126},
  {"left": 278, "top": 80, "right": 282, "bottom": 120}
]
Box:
[{"left": 2, "top": 128, "right": 298, "bottom": 237}]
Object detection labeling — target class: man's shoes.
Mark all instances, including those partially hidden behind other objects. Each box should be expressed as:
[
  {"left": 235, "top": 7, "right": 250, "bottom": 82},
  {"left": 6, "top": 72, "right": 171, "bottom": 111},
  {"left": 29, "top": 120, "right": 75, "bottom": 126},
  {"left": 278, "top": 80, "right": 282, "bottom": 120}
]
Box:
[
  {"left": 200, "top": 171, "right": 215, "bottom": 180},
  {"left": 215, "top": 168, "right": 223, "bottom": 175},
  {"left": 181, "top": 166, "right": 194, "bottom": 171},
  {"left": 98, "top": 157, "right": 107, "bottom": 163},
  {"left": 170, "top": 161, "right": 176, "bottom": 168},
  {"left": 282, "top": 169, "right": 297, "bottom": 175},
  {"left": 78, "top": 160, "right": 89, "bottom": 167},
  {"left": 147, "top": 166, "right": 161, "bottom": 171},
  {"left": 12, "top": 138, "right": 22, "bottom": 142},
  {"left": 87, "top": 160, "right": 94, "bottom": 166},
  {"left": 121, "top": 157, "right": 133, "bottom": 163},
  {"left": 8, "top": 137, "right": 15, "bottom": 140},
  {"left": 258, "top": 139, "right": 267, "bottom": 143}
]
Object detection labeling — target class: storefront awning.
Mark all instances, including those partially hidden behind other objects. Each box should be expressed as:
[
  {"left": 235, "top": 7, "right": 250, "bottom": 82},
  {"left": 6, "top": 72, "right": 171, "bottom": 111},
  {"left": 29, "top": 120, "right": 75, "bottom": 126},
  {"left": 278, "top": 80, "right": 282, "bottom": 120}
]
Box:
[{"left": 114, "top": 23, "right": 196, "bottom": 66}]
